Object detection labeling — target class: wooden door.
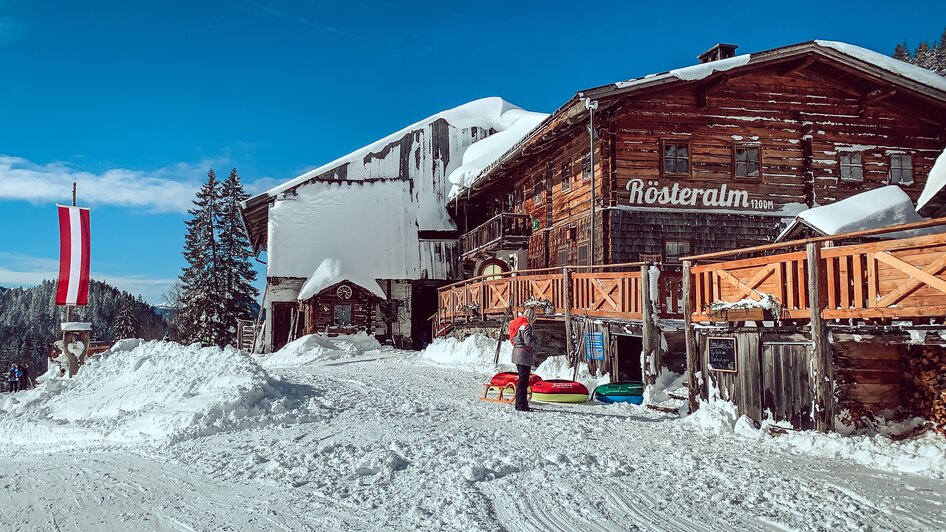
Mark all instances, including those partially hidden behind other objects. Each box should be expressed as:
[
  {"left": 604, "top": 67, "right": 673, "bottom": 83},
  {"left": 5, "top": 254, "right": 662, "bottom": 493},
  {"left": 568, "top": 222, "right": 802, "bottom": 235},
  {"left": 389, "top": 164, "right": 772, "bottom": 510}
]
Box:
[{"left": 762, "top": 343, "right": 814, "bottom": 430}]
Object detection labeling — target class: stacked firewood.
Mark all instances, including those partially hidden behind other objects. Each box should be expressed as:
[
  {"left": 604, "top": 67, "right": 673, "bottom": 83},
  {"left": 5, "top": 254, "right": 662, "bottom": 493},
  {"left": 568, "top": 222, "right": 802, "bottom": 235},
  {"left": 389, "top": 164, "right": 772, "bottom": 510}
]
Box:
[{"left": 905, "top": 345, "right": 946, "bottom": 436}]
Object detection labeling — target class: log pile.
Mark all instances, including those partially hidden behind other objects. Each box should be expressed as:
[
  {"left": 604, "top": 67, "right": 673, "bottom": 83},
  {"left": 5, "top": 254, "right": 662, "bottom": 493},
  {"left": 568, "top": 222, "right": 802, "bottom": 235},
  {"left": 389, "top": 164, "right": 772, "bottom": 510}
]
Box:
[{"left": 905, "top": 345, "right": 946, "bottom": 437}]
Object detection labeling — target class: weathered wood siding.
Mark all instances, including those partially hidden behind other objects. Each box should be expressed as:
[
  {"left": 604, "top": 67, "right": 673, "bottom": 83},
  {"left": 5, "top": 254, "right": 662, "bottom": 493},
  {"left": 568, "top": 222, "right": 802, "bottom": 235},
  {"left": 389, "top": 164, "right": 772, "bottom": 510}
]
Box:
[{"left": 302, "top": 282, "right": 376, "bottom": 335}]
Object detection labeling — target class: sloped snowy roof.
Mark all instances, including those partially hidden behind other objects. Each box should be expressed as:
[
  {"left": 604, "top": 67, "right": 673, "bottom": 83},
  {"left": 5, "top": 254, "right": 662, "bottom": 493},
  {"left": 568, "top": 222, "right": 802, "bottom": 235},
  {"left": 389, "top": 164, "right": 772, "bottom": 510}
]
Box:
[
  {"left": 917, "top": 148, "right": 946, "bottom": 215},
  {"left": 297, "top": 259, "right": 385, "bottom": 301},
  {"left": 259, "top": 97, "right": 546, "bottom": 199},
  {"left": 777, "top": 186, "right": 925, "bottom": 241}
]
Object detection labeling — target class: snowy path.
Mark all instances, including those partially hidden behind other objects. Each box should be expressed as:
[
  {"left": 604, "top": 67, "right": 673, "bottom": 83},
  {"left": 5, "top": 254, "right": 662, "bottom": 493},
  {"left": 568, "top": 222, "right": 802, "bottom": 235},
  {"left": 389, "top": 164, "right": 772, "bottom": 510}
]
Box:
[{"left": 2, "top": 346, "right": 945, "bottom": 531}]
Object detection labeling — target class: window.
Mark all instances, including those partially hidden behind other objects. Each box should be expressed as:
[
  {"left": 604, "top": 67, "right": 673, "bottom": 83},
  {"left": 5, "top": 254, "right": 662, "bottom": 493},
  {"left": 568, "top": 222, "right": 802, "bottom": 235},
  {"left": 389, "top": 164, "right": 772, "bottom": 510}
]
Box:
[
  {"left": 839, "top": 153, "right": 864, "bottom": 181},
  {"left": 557, "top": 248, "right": 567, "bottom": 266},
  {"left": 662, "top": 142, "right": 690, "bottom": 175},
  {"left": 533, "top": 181, "right": 544, "bottom": 203},
  {"left": 333, "top": 304, "right": 353, "bottom": 326},
  {"left": 582, "top": 154, "right": 592, "bottom": 181},
  {"left": 481, "top": 264, "right": 504, "bottom": 281},
  {"left": 577, "top": 244, "right": 590, "bottom": 266},
  {"left": 561, "top": 162, "right": 571, "bottom": 191},
  {"left": 664, "top": 240, "right": 691, "bottom": 263},
  {"left": 890, "top": 154, "right": 913, "bottom": 185},
  {"left": 734, "top": 145, "right": 761, "bottom": 178}
]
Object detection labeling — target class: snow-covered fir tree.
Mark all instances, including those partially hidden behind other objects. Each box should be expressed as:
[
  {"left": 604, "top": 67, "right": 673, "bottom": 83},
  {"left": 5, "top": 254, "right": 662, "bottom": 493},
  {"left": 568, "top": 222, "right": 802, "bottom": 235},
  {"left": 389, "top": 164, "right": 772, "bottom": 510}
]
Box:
[
  {"left": 893, "top": 28, "right": 946, "bottom": 75},
  {"left": 216, "top": 168, "right": 259, "bottom": 345},
  {"left": 112, "top": 299, "right": 138, "bottom": 340},
  {"left": 178, "top": 169, "right": 229, "bottom": 346}
]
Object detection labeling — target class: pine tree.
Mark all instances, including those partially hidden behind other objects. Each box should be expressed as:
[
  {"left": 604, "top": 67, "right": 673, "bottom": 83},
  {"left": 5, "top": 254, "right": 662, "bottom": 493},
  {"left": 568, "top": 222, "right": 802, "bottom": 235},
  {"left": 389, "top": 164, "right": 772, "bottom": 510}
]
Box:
[
  {"left": 893, "top": 42, "right": 912, "bottom": 63},
  {"left": 112, "top": 299, "right": 138, "bottom": 340},
  {"left": 177, "top": 169, "right": 228, "bottom": 346},
  {"left": 915, "top": 41, "right": 935, "bottom": 70},
  {"left": 934, "top": 28, "right": 946, "bottom": 75},
  {"left": 215, "top": 168, "right": 260, "bottom": 345}
]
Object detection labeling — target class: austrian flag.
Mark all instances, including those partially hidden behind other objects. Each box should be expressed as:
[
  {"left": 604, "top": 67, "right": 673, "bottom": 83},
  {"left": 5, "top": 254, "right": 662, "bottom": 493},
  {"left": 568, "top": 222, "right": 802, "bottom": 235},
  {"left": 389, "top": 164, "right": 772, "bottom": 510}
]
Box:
[{"left": 56, "top": 205, "right": 91, "bottom": 306}]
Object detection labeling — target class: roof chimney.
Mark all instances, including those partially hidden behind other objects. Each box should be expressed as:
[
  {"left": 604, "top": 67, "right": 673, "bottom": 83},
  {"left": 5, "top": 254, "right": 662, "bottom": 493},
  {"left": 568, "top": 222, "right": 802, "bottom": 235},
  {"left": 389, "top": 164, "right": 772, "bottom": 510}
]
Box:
[{"left": 698, "top": 43, "right": 739, "bottom": 63}]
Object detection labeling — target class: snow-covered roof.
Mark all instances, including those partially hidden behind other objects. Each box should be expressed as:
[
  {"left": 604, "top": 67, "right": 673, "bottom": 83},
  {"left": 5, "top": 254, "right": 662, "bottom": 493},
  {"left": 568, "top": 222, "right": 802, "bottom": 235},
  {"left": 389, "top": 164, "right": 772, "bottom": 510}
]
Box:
[
  {"left": 297, "top": 259, "right": 385, "bottom": 301},
  {"left": 61, "top": 322, "right": 92, "bottom": 332},
  {"left": 258, "top": 97, "right": 547, "bottom": 199},
  {"left": 777, "top": 186, "right": 925, "bottom": 241},
  {"left": 917, "top": 148, "right": 946, "bottom": 215}
]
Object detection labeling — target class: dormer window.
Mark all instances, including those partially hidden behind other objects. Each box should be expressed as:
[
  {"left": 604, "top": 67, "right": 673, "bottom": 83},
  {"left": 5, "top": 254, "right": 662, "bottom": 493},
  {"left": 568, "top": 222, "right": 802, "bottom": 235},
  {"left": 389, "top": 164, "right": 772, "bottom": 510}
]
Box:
[
  {"left": 889, "top": 154, "right": 913, "bottom": 185},
  {"left": 662, "top": 141, "right": 690, "bottom": 176},
  {"left": 839, "top": 153, "right": 864, "bottom": 182}
]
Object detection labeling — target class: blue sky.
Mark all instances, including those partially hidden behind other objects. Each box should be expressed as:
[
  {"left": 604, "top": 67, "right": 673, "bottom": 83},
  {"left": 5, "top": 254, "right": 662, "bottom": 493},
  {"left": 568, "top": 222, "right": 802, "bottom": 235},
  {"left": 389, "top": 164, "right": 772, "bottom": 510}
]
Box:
[{"left": 1, "top": 0, "right": 944, "bottom": 303}]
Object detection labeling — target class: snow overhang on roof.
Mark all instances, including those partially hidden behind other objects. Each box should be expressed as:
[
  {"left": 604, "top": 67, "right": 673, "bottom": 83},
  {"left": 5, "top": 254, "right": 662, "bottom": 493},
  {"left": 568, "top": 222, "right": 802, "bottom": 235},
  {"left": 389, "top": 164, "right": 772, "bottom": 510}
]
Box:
[
  {"left": 917, "top": 148, "right": 946, "bottom": 217},
  {"left": 62, "top": 322, "right": 92, "bottom": 332},
  {"left": 776, "top": 186, "right": 928, "bottom": 242},
  {"left": 453, "top": 40, "right": 946, "bottom": 205},
  {"left": 297, "top": 259, "right": 386, "bottom": 301}
]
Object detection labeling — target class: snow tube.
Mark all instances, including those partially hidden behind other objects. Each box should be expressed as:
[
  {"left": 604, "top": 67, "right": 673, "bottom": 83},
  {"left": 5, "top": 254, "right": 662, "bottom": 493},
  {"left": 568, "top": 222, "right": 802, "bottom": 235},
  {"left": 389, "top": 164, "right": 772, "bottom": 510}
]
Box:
[
  {"left": 594, "top": 382, "right": 644, "bottom": 404},
  {"left": 489, "top": 372, "right": 542, "bottom": 388},
  {"left": 530, "top": 379, "right": 589, "bottom": 403}
]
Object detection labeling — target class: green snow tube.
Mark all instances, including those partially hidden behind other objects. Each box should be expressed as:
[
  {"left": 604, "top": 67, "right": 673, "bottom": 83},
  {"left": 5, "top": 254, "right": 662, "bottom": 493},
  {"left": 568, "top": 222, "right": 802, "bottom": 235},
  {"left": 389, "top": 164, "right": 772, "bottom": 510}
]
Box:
[{"left": 593, "top": 382, "right": 645, "bottom": 404}]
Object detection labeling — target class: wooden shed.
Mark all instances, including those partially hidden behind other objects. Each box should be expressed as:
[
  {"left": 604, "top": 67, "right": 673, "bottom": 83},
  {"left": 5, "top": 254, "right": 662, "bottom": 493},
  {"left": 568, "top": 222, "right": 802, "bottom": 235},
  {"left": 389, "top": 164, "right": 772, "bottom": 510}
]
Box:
[{"left": 300, "top": 281, "right": 383, "bottom": 337}]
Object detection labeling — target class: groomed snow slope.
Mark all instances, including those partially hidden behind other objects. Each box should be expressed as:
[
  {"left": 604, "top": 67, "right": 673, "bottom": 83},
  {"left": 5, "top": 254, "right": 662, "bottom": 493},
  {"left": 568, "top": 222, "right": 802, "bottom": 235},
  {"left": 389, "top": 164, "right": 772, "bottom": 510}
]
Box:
[{"left": 2, "top": 335, "right": 945, "bottom": 531}]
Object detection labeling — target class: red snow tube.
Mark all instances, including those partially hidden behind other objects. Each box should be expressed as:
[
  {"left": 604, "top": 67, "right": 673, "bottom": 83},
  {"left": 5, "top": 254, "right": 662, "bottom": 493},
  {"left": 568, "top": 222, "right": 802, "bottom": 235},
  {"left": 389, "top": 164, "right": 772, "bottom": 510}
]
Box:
[
  {"left": 530, "top": 379, "right": 589, "bottom": 403},
  {"left": 489, "top": 372, "right": 542, "bottom": 388}
]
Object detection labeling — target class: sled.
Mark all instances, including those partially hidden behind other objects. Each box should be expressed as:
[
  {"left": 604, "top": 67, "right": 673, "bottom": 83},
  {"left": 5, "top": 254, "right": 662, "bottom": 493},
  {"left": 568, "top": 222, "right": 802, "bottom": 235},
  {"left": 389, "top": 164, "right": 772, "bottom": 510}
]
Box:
[{"left": 481, "top": 382, "right": 533, "bottom": 404}]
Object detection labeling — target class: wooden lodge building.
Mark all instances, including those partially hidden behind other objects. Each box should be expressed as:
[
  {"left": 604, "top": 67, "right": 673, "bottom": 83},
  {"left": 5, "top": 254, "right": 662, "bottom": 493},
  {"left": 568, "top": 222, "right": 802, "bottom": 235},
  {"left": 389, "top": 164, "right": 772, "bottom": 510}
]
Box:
[{"left": 437, "top": 40, "right": 946, "bottom": 431}]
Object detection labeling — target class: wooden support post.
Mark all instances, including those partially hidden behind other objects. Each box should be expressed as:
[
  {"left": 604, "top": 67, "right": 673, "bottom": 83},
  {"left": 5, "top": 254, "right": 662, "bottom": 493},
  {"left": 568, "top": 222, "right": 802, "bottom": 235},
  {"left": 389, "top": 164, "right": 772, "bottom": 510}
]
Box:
[
  {"left": 682, "top": 260, "right": 700, "bottom": 414},
  {"left": 807, "top": 242, "right": 835, "bottom": 432},
  {"left": 640, "top": 264, "right": 660, "bottom": 385},
  {"left": 562, "top": 267, "right": 574, "bottom": 364}
]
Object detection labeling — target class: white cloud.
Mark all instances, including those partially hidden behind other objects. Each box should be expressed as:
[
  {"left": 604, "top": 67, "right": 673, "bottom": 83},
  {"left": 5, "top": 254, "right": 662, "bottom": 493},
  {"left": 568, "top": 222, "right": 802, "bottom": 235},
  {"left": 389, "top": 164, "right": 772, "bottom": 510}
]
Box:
[
  {"left": 0, "top": 252, "right": 175, "bottom": 303},
  {"left": 0, "top": 155, "right": 224, "bottom": 213}
]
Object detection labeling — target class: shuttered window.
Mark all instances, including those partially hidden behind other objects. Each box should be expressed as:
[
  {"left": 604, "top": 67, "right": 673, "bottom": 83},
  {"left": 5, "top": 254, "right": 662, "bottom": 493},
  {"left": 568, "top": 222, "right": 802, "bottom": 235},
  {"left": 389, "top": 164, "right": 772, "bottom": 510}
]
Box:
[
  {"left": 889, "top": 154, "right": 913, "bottom": 185},
  {"left": 839, "top": 153, "right": 864, "bottom": 181}
]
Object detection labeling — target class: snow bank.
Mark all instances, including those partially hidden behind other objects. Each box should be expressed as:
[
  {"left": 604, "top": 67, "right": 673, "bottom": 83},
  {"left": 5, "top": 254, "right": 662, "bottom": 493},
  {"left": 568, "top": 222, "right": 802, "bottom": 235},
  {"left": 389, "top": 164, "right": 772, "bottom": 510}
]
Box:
[
  {"left": 0, "top": 341, "right": 305, "bottom": 447},
  {"left": 685, "top": 400, "right": 946, "bottom": 479},
  {"left": 297, "top": 258, "right": 385, "bottom": 300},
  {"left": 420, "top": 334, "right": 511, "bottom": 374},
  {"left": 796, "top": 186, "right": 925, "bottom": 236},
  {"left": 259, "top": 333, "right": 385, "bottom": 368}
]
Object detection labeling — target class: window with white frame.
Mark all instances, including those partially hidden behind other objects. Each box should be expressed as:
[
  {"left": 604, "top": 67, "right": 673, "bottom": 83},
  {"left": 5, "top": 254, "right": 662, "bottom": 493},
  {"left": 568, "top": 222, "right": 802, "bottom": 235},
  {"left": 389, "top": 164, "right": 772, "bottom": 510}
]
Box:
[
  {"left": 839, "top": 152, "right": 864, "bottom": 181},
  {"left": 889, "top": 154, "right": 913, "bottom": 185}
]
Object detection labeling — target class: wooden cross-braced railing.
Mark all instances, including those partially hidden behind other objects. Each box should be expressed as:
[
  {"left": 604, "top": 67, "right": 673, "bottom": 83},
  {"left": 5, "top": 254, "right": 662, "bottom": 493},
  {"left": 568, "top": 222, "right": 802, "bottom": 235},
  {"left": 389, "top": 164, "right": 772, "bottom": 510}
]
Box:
[
  {"left": 436, "top": 263, "right": 683, "bottom": 326},
  {"left": 686, "top": 218, "right": 946, "bottom": 324}
]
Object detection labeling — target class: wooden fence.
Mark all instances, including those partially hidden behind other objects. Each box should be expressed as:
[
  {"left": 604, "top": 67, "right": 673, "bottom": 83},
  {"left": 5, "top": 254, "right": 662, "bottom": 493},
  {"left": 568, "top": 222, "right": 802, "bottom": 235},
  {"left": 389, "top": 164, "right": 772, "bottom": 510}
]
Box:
[{"left": 437, "top": 264, "right": 683, "bottom": 326}]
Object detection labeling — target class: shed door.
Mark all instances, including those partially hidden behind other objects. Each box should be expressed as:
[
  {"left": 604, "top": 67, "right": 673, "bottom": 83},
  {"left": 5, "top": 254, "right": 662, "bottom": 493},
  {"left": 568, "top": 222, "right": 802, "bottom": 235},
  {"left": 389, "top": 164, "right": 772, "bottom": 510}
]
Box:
[{"left": 762, "top": 343, "right": 814, "bottom": 430}]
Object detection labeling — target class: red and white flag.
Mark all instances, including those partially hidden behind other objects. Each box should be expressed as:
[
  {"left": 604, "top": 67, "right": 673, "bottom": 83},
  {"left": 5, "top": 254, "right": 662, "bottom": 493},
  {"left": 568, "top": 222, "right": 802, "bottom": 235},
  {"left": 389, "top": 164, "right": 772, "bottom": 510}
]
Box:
[{"left": 56, "top": 205, "right": 91, "bottom": 306}]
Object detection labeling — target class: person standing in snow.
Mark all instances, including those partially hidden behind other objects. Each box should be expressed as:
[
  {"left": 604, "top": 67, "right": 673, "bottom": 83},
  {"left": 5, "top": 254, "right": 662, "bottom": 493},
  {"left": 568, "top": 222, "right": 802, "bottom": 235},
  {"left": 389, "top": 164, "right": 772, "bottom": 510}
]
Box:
[
  {"left": 7, "top": 364, "right": 18, "bottom": 393},
  {"left": 509, "top": 307, "right": 538, "bottom": 412},
  {"left": 20, "top": 363, "right": 30, "bottom": 390}
]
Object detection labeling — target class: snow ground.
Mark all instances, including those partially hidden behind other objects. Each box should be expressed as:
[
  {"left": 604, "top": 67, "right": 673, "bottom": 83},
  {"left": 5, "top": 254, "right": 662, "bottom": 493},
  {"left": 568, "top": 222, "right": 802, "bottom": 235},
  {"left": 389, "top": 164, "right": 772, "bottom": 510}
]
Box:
[{"left": 1, "top": 337, "right": 945, "bottom": 531}]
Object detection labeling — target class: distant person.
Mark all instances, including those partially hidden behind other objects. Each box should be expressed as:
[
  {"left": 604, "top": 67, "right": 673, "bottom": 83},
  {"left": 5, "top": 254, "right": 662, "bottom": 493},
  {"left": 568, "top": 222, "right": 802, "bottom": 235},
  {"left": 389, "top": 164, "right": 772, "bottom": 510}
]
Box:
[
  {"left": 19, "top": 363, "right": 30, "bottom": 390},
  {"left": 163, "top": 332, "right": 171, "bottom": 342},
  {"left": 509, "top": 307, "right": 538, "bottom": 412},
  {"left": 7, "top": 364, "right": 18, "bottom": 393}
]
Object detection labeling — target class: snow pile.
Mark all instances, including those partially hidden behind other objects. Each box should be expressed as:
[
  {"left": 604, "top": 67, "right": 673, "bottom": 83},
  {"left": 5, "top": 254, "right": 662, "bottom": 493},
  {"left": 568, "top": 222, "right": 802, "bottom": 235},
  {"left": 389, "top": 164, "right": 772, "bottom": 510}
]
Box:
[
  {"left": 917, "top": 147, "right": 946, "bottom": 214},
  {"left": 534, "top": 355, "right": 609, "bottom": 393},
  {"left": 446, "top": 107, "right": 548, "bottom": 197},
  {"left": 297, "top": 258, "right": 385, "bottom": 300},
  {"left": 708, "top": 293, "right": 781, "bottom": 316},
  {"left": 793, "top": 186, "right": 926, "bottom": 236},
  {"left": 685, "top": 400, "right": 946, "bottom": 478},
  {"left": 420, "top": 334, "right": 512, "bottom": 374},
  {"left": 669, "top": 54, "right": 751, "bottom": 81},
  {"left": 0, "top": 341, "right": 305, "bottom": 447},
  {"left": 259, "top": 333, "right": 386, "bottom": 368}
]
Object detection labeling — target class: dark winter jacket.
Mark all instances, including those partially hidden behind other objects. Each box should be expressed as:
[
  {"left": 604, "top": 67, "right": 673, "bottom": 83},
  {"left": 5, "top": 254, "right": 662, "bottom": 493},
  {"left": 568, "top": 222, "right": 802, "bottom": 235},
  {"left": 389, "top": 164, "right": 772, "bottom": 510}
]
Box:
[
  {"left": 509, "top": 317, "right": 538, "bottom": 366},
  {"left": 7, "top": 368, "right": 16, "bottom": 382}
]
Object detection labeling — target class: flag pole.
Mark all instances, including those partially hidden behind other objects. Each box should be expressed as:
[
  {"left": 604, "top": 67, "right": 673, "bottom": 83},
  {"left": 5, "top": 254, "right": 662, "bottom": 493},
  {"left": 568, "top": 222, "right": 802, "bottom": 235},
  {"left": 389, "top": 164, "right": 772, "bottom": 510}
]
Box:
[{"left": 64, "top": 182, "right": 77, "bottom": 324}]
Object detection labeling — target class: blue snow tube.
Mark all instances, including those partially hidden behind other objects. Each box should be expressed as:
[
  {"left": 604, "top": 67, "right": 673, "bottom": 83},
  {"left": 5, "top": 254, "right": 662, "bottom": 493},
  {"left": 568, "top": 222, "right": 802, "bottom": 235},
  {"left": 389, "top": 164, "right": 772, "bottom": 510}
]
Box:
[{"left": 594, "top": 382, "right": 645, "bottom": 404}]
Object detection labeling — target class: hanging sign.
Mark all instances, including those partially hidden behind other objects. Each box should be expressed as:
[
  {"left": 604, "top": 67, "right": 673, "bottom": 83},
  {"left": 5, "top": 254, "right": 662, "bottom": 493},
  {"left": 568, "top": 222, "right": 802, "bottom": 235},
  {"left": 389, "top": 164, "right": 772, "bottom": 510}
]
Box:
[
  {"left": 56, "top": 205, "right": 91, "bottom": 306},
  {"left": 584, "top": 332, "right": 605, "bottom": 361},
  {"left": 708, "top": 336, "right": 737, "bottom": 372}
]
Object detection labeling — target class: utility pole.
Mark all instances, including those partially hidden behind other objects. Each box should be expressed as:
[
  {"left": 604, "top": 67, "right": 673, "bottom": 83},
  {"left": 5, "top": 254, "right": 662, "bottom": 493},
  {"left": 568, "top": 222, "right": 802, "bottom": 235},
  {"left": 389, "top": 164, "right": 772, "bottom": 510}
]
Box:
[{"left": 585, "top": 98, "right": 598, "bottom": 266}]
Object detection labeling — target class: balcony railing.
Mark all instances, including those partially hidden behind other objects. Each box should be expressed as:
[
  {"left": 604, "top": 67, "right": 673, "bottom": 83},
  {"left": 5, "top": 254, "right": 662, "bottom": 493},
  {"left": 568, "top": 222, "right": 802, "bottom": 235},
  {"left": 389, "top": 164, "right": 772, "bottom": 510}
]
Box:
[
  {"left": 436, "top": 263, "right": 683, "bottom": 327},
  {"left": 460, "top": 213, "right": 532, "bottom": 259},
  {"left": 685, "top": 217, "right": 946, "bottom": 324}
]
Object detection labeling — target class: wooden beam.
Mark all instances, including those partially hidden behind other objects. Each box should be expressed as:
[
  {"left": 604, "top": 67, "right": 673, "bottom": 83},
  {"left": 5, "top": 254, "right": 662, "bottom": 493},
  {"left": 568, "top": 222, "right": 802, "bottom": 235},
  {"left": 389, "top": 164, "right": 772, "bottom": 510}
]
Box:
[
  {"left": 778, "top": 54, "right": 815, "bottom": 76},
  {"left": 682, "top": 261, "right": 700, "bottom": 414},
  {"left": 696, "top": 75, "right": 728, "bottom": 108},
  {"left": 795, "top": 68, "right": 865, "bottom": 97},
  {"left": 563, "top": 267, "right": 574, "bottom": 364},
  {"left": 640, "top": 264, "right": 660, "bottom": 385},
  {"left": 874, "top": 253, "right": 946, "bottom": 307},
  {"left": 861, "top": 86, "right": 897, "bottom": 104},
  {"left": 807, "top": 243, "right": 834, "bottom": 433}
]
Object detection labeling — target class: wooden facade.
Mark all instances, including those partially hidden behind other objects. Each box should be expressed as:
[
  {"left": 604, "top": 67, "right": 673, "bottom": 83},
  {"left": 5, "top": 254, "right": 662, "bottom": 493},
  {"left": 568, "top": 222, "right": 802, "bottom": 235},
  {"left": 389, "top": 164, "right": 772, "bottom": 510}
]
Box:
[{"left": 300, "top": 281, "right": 381, "bottom": 337}]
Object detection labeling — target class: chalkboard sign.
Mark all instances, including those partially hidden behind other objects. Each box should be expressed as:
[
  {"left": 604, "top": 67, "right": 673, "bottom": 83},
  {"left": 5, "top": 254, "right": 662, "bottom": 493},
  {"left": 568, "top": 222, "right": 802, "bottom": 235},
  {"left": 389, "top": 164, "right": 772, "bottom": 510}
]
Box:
[{"left": 708, "top": 337, "right": 737, "bottom": 373}]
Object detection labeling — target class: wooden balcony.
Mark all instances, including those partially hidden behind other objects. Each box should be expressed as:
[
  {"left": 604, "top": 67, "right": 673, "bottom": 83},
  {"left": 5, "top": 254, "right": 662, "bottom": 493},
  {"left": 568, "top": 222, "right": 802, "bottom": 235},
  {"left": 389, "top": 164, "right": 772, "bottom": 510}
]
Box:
[
  {"left": 437, "top": 263, "right": 684, "bottom": 325},
  {"left": 685, "top": 218, "right": 946, "bottom": 324},
  {"left": 460, "top": 213, "right": 532, "bottom": 260}
]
